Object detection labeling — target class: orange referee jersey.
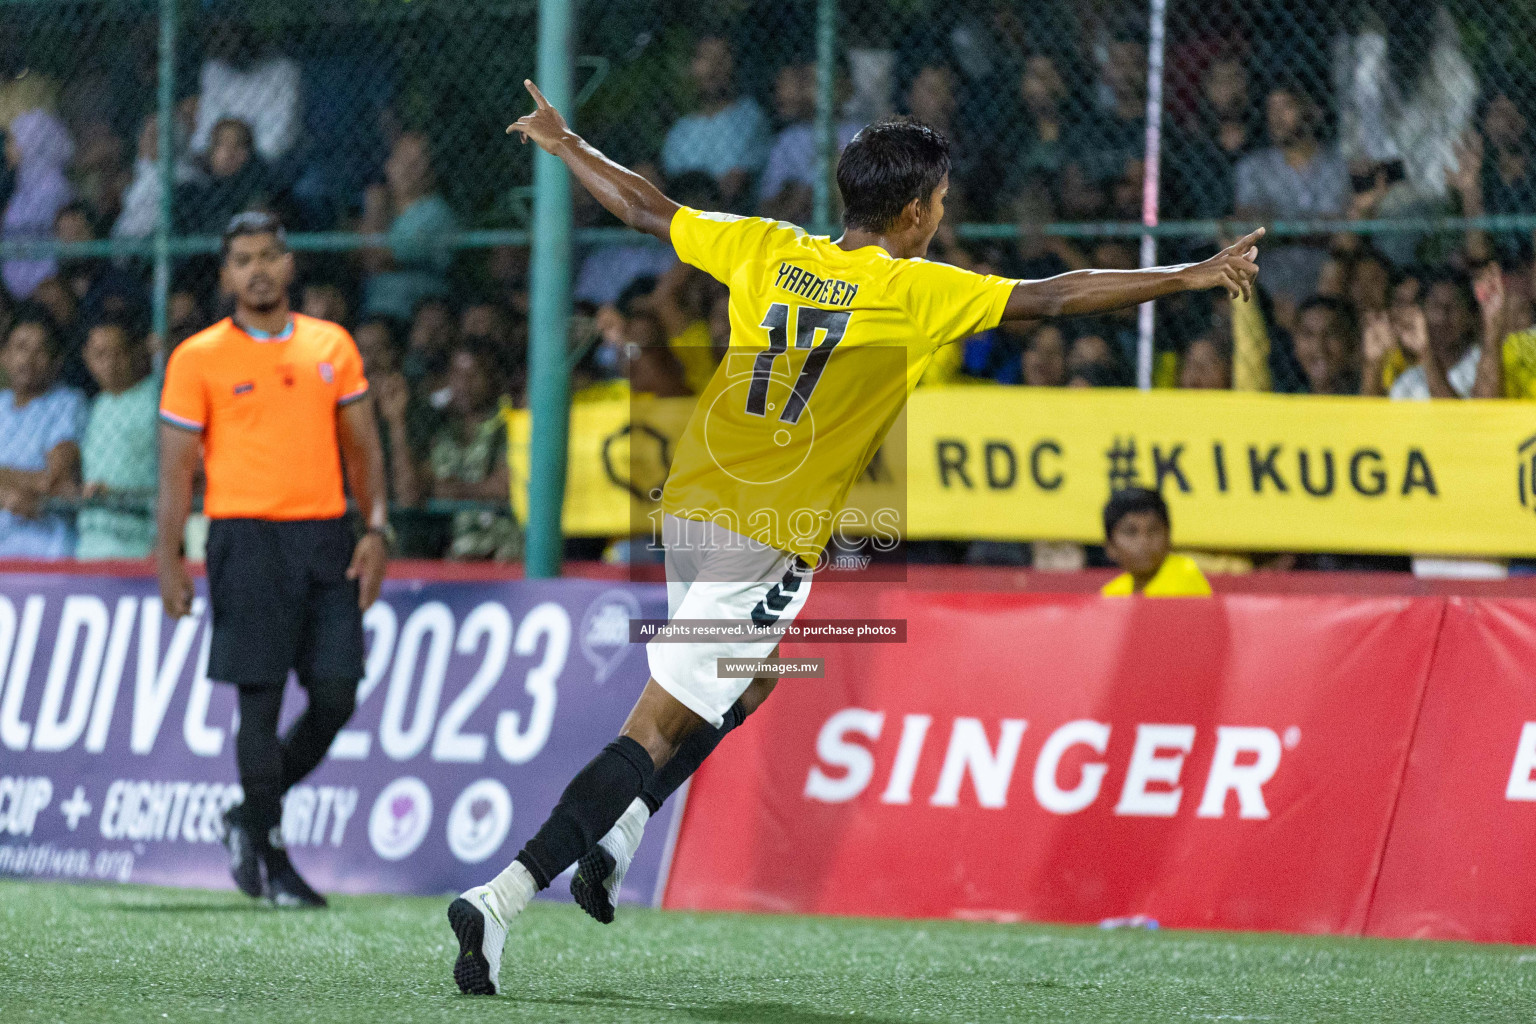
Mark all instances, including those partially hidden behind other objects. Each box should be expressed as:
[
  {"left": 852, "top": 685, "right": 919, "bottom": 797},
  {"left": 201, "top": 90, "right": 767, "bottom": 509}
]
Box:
[{"left": 159, "top": 313, "right": 369, "bottom": 521}]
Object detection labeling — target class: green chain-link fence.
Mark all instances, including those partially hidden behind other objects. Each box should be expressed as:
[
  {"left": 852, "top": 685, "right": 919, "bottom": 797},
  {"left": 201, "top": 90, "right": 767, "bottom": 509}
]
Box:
[{"left": 2, "top": 0, "right": 1535, "bottom": 561}]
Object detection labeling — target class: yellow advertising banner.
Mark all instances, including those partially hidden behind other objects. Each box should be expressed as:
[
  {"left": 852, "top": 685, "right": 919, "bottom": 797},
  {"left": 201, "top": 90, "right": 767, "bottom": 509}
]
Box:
[
  {"left": 905, "top": 388, "right": 1536, "bottom": 556},
  {"left": 506, "top": 393, "right": 692, "bottom": 538},
  {"left": 508, "top": 387, "right": 1536, "bottom": 557}
]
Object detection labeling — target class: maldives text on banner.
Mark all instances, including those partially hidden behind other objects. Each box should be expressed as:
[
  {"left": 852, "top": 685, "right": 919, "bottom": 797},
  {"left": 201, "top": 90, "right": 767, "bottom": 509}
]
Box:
[
  {"left": 509, "top": 387, "right": 1536, "bottom": 557},
  {"left": 0, "top": 572, "right": 676, "bottom": 902}
]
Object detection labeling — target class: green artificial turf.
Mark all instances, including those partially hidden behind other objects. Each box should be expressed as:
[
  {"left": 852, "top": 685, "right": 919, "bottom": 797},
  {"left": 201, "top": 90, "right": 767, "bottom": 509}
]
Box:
[{"left": 2, "top": 880, "right": 1532, "bottom": 1023}]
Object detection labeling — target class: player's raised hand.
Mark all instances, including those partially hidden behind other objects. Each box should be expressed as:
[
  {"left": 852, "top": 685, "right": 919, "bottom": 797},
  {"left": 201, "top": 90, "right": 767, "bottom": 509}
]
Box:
[
  {"left": 507, "top": 79, "right": 571, "bottom": 153},
  {"left": 1188, "top": 227, "right": 1264, "bottom": 301}
]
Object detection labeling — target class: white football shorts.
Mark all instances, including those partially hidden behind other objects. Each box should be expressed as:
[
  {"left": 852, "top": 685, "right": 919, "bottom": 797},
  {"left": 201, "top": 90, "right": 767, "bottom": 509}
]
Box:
[{"left": 646, "top": 514, "right": 813, "bottom": 727}]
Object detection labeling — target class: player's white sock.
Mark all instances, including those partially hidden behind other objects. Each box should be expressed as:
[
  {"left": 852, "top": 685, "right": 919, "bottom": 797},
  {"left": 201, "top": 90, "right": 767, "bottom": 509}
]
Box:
[
  {"left": 571, "top": 798, "right": 652, "bottom": 923},
  {"left": 484, "top": 859, "right": 537, "bottom": 922},
  {"left": 604, "top": 798, "right": 650, "bottom": 861},
  {"left": 596, "top": 798, "right": 649, "bottom": 898}
]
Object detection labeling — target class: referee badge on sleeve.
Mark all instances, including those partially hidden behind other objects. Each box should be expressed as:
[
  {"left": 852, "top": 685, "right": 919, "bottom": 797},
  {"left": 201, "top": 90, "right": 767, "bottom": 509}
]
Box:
[{"left": 318, "top": 361, "right": 335, "bottom": 383}]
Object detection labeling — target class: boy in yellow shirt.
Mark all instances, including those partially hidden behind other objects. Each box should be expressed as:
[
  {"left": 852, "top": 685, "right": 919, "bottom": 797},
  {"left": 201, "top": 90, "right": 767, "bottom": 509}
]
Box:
[{"left": 1100, "top": 487, "right": 1212, "bottom": 597}]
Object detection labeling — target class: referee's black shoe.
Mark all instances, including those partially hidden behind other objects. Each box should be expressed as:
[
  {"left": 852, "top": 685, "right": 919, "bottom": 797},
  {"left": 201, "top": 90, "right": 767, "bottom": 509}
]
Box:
[
  {"left": 220, "top": 806, "right": 265, "bottom": 899},
  {"left": 264, "top": 846, "right": 328, "bottom": 908}
]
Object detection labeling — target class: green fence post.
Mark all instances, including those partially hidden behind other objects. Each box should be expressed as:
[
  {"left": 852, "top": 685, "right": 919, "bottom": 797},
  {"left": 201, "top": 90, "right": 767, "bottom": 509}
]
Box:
[
  {"left": 812, "top": 0, "right": 838, "bottom": 236},
  {"left": 525, "top": 0, "right": 575, "bottom": 578},
  {"left": 152, "top": 0, "right": 177, "bottom": 345}
]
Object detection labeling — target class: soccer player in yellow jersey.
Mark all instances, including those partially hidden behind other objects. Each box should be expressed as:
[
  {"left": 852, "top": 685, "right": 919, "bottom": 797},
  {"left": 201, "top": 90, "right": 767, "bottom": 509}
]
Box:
[{"left": 447, "top": 81, "right": 1263, "bottom": 995}]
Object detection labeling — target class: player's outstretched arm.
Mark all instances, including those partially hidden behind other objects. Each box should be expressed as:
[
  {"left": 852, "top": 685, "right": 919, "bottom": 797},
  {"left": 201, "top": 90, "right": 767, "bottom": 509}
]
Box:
[
  {"left": 1002, "top": 228, "right": 1264, "bottom": 322},
  {"left": 507, "top": 79, "right": 680, "bottom": 241}
]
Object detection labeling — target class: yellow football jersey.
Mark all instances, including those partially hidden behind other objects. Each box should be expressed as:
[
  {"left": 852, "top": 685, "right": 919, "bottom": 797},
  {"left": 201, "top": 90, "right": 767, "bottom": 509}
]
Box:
[
  {"left": 662, "top": 207, "right": 1016, "bottom": 564},
  {"left": 667, "top": 319, "right": 720, "bottom": 396},
  {"left": 1101, "top": 554, "right": 1213, "bottom": 597}
]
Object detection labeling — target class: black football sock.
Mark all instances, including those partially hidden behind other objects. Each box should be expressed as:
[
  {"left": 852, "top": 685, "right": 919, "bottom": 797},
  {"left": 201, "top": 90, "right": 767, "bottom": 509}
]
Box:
[
  {"left": 639, "top": 699, "right": 748, "bottom": 814},
  {"left": 279, "top": 676, "right": 358, "bottom": 791},
  {"left": 514, "top": 736, "right": 656, "bottom": 889},
  {"left": 234, "top": 683, "right": 286, "bottom": 842}
]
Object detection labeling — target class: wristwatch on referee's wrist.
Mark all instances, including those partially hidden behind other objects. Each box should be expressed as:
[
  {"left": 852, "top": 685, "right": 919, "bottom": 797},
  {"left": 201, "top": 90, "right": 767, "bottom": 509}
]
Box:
[{"left": 364, "top": 523, "right": 396, "bottom": 553}]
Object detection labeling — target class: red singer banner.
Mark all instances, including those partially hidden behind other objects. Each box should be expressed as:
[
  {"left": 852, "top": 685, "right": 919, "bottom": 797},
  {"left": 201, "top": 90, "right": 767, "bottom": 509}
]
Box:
[
  {"left": 665, "top": 591, "right": 1442, "bottom": 934},
  {"left": 1367, "top": 598, "right": 1536, "bottom": 943}
]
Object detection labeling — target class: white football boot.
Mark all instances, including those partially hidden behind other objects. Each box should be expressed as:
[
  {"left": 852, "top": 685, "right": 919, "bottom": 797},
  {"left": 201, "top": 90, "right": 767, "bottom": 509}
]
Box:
[{"left": 447, "top": 885, "right": 510, "bottom": 995}]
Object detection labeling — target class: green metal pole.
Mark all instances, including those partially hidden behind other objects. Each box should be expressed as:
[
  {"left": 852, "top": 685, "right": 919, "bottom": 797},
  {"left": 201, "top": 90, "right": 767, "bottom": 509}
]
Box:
[
  {"left": 152, "top": 0, "right": 177, "bottom": 345},
  {"left": 811, "top": 0, "right": 837, "bottom": 235},
  {"left": 524, "top": 0, "right": 575, "bottom": 578}
]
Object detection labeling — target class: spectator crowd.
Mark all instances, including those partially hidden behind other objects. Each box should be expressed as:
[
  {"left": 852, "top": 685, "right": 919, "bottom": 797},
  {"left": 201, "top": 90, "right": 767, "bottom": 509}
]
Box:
[{"left": 1, "top": 3, "right": 1534, "bottom": 572}]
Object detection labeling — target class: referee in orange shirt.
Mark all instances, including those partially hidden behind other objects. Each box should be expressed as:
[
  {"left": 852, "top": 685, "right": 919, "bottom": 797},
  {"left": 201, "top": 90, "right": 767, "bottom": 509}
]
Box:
[{"left": 156, "top": 213, "right": 389, "bottom": 907}]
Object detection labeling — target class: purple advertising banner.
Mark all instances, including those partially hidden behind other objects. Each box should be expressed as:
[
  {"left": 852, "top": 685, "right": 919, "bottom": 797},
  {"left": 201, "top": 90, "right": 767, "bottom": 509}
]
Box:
[{"left": 0, "top": 571, "right": 676, "bottom": 904}]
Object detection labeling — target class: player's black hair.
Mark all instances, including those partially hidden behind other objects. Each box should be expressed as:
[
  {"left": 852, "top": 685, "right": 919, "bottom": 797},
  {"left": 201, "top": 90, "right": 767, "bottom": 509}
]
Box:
[
  {"left": 4, "top": 302, "right": 65, "bottom": 358},
  {"left": 836, "top": 118, "right": 951, "bottom": 233},
  {"left": 1103, "top": 486, "right": 1170, "bottom": 539},
  {"left": 221, "top": 211, "right": 287, "bottom": 262}
]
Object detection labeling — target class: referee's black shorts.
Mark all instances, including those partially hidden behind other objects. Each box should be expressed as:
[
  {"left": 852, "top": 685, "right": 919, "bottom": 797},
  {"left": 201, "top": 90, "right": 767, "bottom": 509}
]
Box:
[{"left": 206, "top": 516, "right": 366, "bottom": 687}]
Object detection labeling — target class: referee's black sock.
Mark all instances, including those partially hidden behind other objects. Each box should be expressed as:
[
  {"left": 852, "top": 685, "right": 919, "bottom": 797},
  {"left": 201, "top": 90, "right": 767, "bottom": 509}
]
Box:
[
  {"left": 639, "top": 699, "right": 749, "bottom": 814},
  {"left": 234, "top": 684, "right": 286, "bottom": 842},
  {"left": 279, "top": 677, "right": 358, "bottom": 791},
  {"left": 514, "top": 736, "right": 655, "bottom": 890}
]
